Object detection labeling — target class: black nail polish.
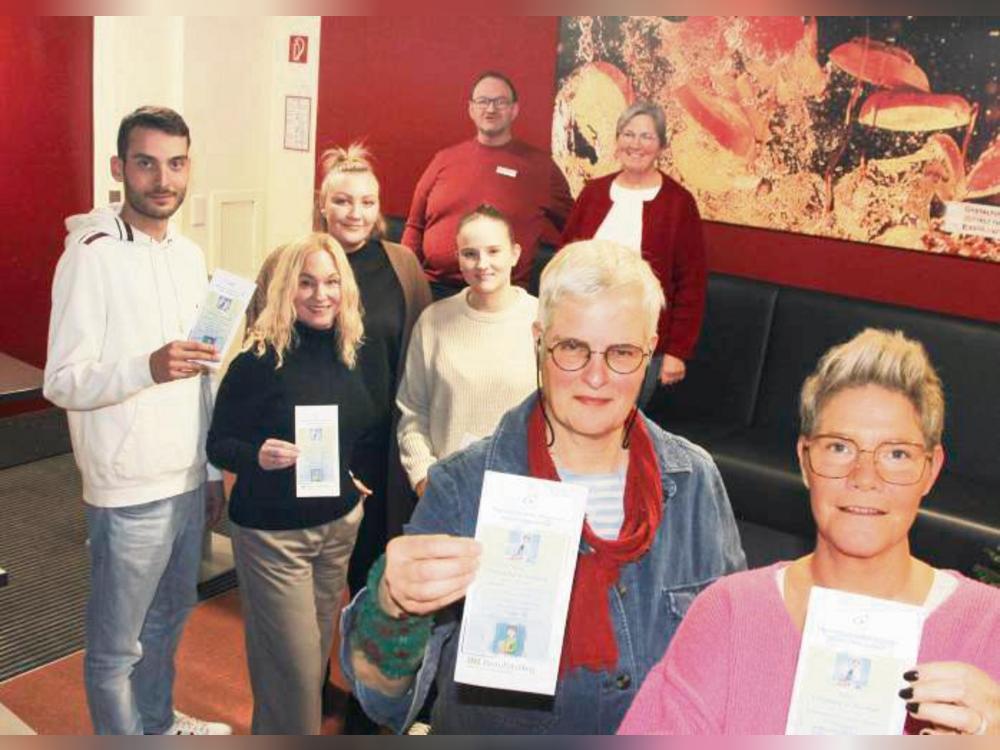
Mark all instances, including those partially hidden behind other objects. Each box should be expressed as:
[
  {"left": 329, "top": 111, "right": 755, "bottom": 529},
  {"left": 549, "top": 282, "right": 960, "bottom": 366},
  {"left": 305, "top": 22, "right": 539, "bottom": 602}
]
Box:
[
  {"left": 906, "top": 702, "right": 919, "bottom": 714},
  {"left": 903, "top": 670, "right": 919, "bottom": 682},
  {"left": 898, "top": 687, "right": 913, "bottom": 699}
]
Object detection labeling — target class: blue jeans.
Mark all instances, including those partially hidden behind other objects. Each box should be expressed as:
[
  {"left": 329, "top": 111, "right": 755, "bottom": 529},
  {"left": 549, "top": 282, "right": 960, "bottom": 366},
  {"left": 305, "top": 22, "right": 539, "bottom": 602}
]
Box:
[{"left": 83, "top": 487, "right": 204, "bottom": 735}]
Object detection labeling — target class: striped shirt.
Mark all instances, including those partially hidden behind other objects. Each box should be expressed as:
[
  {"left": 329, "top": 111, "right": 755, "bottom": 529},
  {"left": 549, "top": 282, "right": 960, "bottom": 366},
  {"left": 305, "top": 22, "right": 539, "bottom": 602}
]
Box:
[{"left": 558, "top": 467, "right": 626, "bottom": 540}]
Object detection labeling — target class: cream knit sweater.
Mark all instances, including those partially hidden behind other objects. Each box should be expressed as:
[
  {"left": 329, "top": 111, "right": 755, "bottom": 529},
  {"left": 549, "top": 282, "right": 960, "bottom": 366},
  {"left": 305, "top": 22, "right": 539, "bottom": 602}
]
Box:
[{"left": 396, "top": 287, "right": 538, "bottom": 488}]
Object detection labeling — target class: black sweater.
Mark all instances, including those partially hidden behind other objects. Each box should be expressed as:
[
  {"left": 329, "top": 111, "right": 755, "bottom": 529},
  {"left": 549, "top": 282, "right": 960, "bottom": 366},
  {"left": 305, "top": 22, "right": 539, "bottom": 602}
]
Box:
[
  {"left": 348, "top": 238, "right": 406, "bottom": 428},
  {"left": 207, "top": 322, "right": 379, "bottom": 530}
]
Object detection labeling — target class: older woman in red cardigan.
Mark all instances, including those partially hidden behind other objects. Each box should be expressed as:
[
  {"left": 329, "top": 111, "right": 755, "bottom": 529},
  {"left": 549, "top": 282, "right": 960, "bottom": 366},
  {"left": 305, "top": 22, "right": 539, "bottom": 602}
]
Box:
[{"left": 560, "top": 101, "right": 706, "bottom": 401}]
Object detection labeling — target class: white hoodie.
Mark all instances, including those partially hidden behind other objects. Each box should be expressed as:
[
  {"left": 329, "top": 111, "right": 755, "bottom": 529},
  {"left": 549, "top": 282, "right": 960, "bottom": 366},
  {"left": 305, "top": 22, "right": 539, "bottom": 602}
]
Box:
[{"left": 44, "top": 205, "right": 217, "bottom": 507}]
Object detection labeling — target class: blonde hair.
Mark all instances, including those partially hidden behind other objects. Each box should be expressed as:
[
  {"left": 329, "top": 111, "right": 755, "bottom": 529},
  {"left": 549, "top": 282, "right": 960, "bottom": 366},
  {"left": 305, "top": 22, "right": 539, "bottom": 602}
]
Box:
[
  {"left": 800, "top": 328, "right": 945, "bottom": 447},
  {"left": 314, "top": 142, "right": 387, "bottom": 238},
  {"left": 537, "top": 239, "right": 665, "bottom": 340},
  {"left": 247, "top": 233, "right": 364, "bottom": 369},
  {"left": 457, "top": 203, "right": 515, "bottom": 244},
  {"left": 244, "top": 246, "right": 282, "bottom": 337}
]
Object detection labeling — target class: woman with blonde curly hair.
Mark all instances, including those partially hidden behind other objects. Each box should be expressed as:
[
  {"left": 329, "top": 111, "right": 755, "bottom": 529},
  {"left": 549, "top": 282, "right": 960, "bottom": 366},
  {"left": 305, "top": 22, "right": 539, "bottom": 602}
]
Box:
[{"left": 208, "top": 233, "right": 379, "bottom": 734}]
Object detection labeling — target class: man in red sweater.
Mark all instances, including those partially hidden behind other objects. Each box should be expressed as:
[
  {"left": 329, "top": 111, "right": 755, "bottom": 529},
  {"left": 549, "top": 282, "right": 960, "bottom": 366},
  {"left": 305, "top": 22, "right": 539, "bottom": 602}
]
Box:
[{"left": 402, "top": 71, "right": 573, "bottom": 299}]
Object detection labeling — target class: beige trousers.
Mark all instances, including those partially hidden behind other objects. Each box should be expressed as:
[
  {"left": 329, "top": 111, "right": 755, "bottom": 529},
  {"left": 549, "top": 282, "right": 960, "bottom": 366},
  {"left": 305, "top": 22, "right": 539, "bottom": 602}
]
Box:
[{"left": 231, "top": 501, "right": 364, "bottom": 735}]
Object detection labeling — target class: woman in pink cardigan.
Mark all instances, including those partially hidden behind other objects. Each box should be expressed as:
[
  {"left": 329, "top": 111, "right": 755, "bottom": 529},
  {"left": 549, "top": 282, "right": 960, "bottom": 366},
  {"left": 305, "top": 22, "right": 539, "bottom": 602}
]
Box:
[{"left": 620, "top": 329, "right": 1000, "bottom": 736}]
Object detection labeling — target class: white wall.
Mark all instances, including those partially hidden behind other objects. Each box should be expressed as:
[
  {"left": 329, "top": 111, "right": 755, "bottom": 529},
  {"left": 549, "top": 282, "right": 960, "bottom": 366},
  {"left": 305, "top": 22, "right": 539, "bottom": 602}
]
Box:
[
  {"left": 93, "top": 17, "right": 184, "bottom": 208},
  {"left": 263, "top": 16, "right": 321, "bottom": 254},
  {"left": 92, "top": 16, "right": 320, "bottom": 278}
]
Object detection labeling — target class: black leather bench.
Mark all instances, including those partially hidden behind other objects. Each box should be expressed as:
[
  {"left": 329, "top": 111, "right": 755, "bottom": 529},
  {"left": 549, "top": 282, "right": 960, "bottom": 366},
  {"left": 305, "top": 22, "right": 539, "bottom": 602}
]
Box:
[
  {"left": 647, "top": 274, "right": 1000, "bottom": 576},
  {"left": 380, "top": 216, "right": 998, "bottom": 575}
]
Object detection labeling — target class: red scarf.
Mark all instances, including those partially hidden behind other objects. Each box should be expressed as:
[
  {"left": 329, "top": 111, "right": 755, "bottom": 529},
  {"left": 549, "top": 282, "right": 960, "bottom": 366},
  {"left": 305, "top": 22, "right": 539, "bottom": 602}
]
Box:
[{"left": 526, "top": 398, "right": 664, "bottom": 676}]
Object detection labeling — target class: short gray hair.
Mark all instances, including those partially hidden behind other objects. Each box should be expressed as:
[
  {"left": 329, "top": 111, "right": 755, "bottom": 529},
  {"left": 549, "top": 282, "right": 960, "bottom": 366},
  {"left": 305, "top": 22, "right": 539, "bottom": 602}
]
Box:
[
  {"left": 537, "top": 240, "right": 665, "bottom": 341},
  {"left": 616, "top": 101, "right": 668, "bottom": 147},
  {"left": 800, "top": 328, "right": 945, "bottom": 447}
]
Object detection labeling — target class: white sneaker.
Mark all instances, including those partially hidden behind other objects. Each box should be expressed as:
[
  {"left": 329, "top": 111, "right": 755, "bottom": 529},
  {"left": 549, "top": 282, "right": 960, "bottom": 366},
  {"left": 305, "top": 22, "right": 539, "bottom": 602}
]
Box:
[{"left": 162, "top": 710, "right": 233, "bottom": 735}]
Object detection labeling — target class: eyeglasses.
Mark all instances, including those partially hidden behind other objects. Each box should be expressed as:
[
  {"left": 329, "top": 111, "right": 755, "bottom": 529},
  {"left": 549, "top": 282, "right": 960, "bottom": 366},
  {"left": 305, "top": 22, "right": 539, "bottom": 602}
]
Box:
[
  {"left": 803, "top": 435, "right": 932, "bottom": 486},
  {"left": 471, "top": 96, "right": 513, "bottom": 110},
  {"left": 546, "top": 339, "right": 649, "bottom": 375},
  {"left": 619, "top": 130, "right": 659, "bottom": 145}
]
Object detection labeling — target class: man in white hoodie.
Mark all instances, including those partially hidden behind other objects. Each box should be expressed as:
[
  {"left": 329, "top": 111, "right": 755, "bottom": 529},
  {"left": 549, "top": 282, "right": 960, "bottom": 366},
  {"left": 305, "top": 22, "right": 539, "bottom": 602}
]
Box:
[{"left": 44, "top": 107, "right": 231, "bottom": 735}]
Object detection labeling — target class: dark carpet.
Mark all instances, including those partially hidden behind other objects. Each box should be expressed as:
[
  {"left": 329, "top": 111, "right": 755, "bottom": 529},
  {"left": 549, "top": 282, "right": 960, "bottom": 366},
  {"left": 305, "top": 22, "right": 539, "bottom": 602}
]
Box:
[
  {"left": 0, "top": 453, "right": 88, "bottom": 682},
  {"left": 0, "top": 448, "right": 237, "bottom": 683}
]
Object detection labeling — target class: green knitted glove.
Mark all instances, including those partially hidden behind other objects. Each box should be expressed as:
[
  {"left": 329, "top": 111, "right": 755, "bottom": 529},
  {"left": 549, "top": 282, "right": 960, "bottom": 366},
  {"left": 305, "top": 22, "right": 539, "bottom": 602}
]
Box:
[{"left": 350, "top": 554, "right": 434, "bottom": 679}]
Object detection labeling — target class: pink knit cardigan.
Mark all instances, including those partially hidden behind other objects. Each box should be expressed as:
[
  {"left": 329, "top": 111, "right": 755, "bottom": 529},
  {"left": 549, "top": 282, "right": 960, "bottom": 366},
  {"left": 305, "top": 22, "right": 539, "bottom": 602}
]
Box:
[{"left": 618, "top": 562, "right": 1000, "bottom": 735}]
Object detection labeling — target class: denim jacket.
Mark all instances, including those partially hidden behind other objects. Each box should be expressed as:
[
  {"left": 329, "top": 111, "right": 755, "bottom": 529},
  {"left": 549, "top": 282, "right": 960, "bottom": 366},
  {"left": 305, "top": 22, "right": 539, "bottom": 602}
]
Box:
[{"left": 340, "top": 395, "right": 746, "bottom": 734}]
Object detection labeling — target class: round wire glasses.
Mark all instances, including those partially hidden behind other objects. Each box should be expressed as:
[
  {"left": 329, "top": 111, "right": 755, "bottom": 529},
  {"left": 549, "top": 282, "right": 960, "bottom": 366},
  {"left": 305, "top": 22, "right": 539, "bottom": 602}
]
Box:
[
  {"left": 803, "top": 435, "right": 932, "bottom": 485},
  {"left": 546, "top": 339, "right": 649, "bottom": 375}
]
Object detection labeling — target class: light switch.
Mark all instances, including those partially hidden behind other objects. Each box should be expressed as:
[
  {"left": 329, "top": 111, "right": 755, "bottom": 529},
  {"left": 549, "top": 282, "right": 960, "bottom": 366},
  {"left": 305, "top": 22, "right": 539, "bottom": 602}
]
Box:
[{"left": 191, "top": 194, "right": 207, "bottom": 226}]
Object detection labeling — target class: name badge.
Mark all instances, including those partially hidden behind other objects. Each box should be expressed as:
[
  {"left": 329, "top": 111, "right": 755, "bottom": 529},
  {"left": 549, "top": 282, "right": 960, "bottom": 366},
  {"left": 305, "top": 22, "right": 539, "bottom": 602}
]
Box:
[{"left": 496, "top": 165, "right": 518, "bottom": 178}]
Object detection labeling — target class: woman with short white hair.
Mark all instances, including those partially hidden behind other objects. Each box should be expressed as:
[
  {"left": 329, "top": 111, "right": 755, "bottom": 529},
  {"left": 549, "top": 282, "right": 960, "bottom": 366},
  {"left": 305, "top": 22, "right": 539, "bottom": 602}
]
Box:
[
  {"left": 621, "top": 328, "right": 1000, "bottom": 736},
  {"left": 340, "top": 239, "right": 745, "bottom": 734}
]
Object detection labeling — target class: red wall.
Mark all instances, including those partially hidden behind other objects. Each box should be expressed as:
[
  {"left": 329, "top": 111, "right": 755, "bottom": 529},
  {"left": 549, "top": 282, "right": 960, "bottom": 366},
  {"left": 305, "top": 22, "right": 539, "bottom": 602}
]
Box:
[
  {"left": 316, "top": 16, "right": 1000, "bottom": 324},
  {"left": 316, "top": 16, "right": 561, "bottom": 217},
  {"left": 0, "top": 18, "right": 92, "bottom": 416},
  {"left": 0, "top": 18, "right": 93, "bottom": 366}
]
